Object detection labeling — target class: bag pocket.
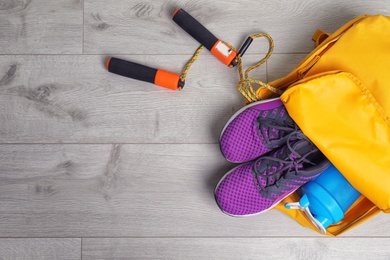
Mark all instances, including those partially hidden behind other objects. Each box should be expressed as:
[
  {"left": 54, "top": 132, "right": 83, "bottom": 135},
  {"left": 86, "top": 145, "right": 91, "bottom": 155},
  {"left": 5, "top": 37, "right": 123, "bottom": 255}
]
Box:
[{"left": 275, "top": 71, "right": 389, "bottom": 235}]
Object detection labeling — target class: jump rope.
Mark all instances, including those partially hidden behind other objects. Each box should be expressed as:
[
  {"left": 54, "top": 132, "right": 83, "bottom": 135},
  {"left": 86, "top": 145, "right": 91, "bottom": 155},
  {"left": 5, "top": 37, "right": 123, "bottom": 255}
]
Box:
[{"left": 106, "top": 8, "right": 282, "bottom": 103}]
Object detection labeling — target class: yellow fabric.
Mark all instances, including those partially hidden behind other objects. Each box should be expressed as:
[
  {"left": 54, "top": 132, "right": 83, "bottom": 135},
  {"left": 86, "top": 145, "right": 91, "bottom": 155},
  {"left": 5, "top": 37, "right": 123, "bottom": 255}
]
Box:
[
  {"left": 280, "top": 71, "right": 390, "bottom": 209},
  {"left": 265, "top": 15, "right": 390, "bottom": 235}
]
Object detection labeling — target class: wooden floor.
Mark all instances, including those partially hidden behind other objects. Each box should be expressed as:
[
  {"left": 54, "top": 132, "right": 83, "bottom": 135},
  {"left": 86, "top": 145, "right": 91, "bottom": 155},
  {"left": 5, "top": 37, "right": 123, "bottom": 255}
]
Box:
[{"left": 1, "top": 0, "right": 390, "bottom": 259}]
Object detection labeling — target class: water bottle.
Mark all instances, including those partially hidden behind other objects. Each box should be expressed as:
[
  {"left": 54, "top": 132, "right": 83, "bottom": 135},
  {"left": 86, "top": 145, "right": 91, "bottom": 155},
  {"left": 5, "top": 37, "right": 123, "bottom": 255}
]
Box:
[{"left": 285, "top": 164, "right": 361, "bottom": 234}]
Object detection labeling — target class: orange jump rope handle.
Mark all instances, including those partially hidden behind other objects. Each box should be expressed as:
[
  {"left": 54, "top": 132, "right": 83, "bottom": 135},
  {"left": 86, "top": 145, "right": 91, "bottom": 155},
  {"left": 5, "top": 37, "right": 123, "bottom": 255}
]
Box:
[
  {"left": 173, "top": 8, "right": 237, "bottom": 67},
  {"left": 106, "top": 57, "right": 184, "bottom": 90}
]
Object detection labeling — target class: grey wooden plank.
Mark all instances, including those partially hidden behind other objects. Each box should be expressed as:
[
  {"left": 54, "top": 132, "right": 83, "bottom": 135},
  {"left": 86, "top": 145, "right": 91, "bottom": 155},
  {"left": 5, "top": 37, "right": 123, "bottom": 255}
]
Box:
[
  {"left": 83, "top": 237, "right": 390, "bottom": 260},
  {"left": 0, "top": 0, "right": 83, "bottom": 54},
  {"left": 0, "top": 238, "right": 80, "bottom": 260},
  {"left": 84, "top": 0, "right": 390, "bottom": 55},
  {"left": 0, "top": 144, "right": 387, "bottom": 237},
  {"left": 0, "top": 54, "right": 264, "bottom": 143}
]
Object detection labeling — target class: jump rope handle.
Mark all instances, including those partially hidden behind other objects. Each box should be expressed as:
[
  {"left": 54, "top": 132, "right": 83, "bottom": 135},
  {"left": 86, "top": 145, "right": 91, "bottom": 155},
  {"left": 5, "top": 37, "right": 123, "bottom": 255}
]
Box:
[
  {"left": 173, "top": 8, "right": 238, "bottom": 67},
  {"left": 106, "top": 57, "right": 184, "bottom": 90}
]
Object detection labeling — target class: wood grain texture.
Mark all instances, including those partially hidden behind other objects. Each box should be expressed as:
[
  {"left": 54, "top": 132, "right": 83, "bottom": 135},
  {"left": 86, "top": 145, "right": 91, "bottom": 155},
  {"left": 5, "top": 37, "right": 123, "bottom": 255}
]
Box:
[
  {"left": 0, "top": 144, "right": 388, "bottom": 238},
  {"left": 1, "top": 0, "right": 390, "bottom": 257},
  {"left": 84, "top": 0, "right": 390, "bottom": 55},
  {"left": 0, "top": 0, "right": 83, "bottom": 54},
  {"left": 0, "top": 54, "right": 264, "bottom": 143},
  {"left": 0, "top": 238, "right": 80, "bottom": 260},
  {"left": 82, "top": 237, "right": 390, "bottom": 260},
  {"left": 0, "top": 143, "right": 307, "bottom": 237}
]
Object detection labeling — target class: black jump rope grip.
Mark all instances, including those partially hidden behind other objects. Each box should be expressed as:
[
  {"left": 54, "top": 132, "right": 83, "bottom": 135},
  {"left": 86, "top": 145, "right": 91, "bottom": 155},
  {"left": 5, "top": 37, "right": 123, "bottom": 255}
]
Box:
[
  {"left": 173, "top": 8, "right": 238, "bottom": 67},
  {"left": 173, "top": 8, "right": 219, "bottom": 51},
  {"left": 107, "top": 57, "right": 156, "bottom": 84},
  {"left": 106, "top": 57, "right": 184, "bottom": 90}
]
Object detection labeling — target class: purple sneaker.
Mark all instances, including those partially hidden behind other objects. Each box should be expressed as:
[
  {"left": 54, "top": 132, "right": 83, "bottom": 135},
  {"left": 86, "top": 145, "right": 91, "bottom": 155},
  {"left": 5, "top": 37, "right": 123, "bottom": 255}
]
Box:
[
  {"left": 220, "top": 98, "right": 298, "bottom": 163},
  {"left": 215, "top": 133, "right": 330, "bottom": 217}
]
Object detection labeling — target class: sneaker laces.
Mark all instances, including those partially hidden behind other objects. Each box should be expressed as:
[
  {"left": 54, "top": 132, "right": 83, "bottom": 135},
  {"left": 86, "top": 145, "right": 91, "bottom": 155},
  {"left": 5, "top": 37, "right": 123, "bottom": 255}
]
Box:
[
  {"left": 256, "top": 117, "right": 299, "bottom": 147},
  {"left": 253, "top": 133, "right": 318, "bottom": 190}
]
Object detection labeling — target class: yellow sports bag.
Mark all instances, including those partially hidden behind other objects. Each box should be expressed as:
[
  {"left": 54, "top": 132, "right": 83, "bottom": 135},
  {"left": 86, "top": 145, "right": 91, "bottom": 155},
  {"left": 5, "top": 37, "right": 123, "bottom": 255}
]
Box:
[{"left": 245, "top": 14, "right": 390, "bottom": 236}]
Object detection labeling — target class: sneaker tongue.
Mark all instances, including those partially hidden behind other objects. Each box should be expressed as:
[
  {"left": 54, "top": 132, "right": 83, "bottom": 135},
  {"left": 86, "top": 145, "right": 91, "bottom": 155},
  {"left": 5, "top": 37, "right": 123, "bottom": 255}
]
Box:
[
  {"left": 291, "top": 139, "right": 314, "bottom": 158},
  {"left": 273, "top": 139, "right": 313, "bottom": 161}
]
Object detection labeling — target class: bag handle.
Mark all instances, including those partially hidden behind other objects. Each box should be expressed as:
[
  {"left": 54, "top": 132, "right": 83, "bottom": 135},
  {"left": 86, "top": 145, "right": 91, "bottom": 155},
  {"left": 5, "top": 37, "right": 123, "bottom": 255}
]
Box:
[{"left": 312, "top": 29, "right": 330, "bottom": 47}]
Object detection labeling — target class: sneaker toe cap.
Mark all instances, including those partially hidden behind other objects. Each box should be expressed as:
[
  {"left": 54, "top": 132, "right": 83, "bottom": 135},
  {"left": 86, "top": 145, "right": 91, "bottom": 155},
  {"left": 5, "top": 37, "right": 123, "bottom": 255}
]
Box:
[
  {"left": 215, "top": 164, "right": 273, "bottom": 216},
  {"left": 220, "top": 111, "right": 269, "bottom": 163}
]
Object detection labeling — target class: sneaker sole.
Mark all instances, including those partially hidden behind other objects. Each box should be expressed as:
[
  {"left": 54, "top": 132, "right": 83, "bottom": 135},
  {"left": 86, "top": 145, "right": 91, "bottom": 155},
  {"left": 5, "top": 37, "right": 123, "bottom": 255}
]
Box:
[
  {"left": 219, "top": 97, "right": 281, "bottom": 163},
  {"left": 214, "top": 163, "right": 298, "bottom": 217}
]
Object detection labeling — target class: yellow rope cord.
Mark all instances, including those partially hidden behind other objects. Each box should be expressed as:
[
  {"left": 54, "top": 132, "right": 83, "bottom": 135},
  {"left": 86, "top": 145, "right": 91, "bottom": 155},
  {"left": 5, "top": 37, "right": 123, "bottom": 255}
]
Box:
[
  {"left": 179, "top": 45, "right": 204, "bottom": 86},
  {"left": 179, "top": 33, "right": 280, "bottom": 102},
  {"left": 236, "top": 33, "right": 283, "bottom": 103}
]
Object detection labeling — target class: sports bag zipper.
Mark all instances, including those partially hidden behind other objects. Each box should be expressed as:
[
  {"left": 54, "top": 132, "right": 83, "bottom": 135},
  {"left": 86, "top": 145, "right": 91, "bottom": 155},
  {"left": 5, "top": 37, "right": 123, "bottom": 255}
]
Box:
[
  {"left": 297, "top": 55, "right": 321, "bottom": 79},
  {"left": 290, "top": 70, "right": 343, "bottom": 88}
]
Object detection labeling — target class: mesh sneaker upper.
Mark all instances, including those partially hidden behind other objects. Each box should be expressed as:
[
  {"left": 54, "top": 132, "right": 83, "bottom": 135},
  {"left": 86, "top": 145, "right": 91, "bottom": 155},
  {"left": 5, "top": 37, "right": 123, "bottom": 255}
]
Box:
[
  {"left": 215, "top": 134, "right": 330, "bottom": 216},
  {"left": 220, "top": 98, "right": 297, "bottom": 163}
]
